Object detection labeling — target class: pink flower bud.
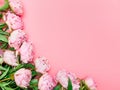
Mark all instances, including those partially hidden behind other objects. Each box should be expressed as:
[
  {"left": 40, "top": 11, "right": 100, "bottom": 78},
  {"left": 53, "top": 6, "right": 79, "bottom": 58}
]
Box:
[
  {"left": 19, "top": 41, "right": 34, "bottom": 63},
  {"left": 14, "top": 68, "right": 32, "bottom": 88},
  {"left": 9, "top": 29, "right": 27, "bottom": 50},
  {"left": 85, "top": 77, "right": 97, "bottom": 90},
  {"left": 3, "top": 50, "right": 18, "bottom": 66},
  {"left": 4, "top": 12, "right": 23, "bottom": 30},
  {"left": 9, "top": 0, "right": 23, "bottom": 15},
  {"left": 56, "top": 70, "right": 80, "bottom": 89},
  {"left": 34, "top": 57, "right": 50, "bottom": 74},
  {"left": 38, "top": 73, "right": 56, "bottom": 90}
]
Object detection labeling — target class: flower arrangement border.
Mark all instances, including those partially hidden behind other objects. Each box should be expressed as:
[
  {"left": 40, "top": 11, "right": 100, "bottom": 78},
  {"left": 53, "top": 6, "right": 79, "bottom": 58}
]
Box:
[{"left": 0, "top": 0, "right": 97, "bottom": 90}]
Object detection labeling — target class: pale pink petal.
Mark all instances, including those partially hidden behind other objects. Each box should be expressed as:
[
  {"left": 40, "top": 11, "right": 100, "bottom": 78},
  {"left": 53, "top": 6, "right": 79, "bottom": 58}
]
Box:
[
  {"left": 4, "top": 12, "right": 23, "bottom": 30},
  {"left": 14, "top": 68, "right": 32, "bottom": 88},
  {"left": 56, "top": 70, "right": 68, "bottom": 88},
  {"left": 56, "top": 70, "right": 80, "bottom": 89},
  {"left": 19, "top": 41, "right": 34, "bottom": 63},
  {"left": 85, "top": 77, "right": 97, "bottom": 90},
  {"left": 9, "top": 0, "right": 23, "bottom": 15},
  {"left": 38, "top": 73, "right": 56, "bottom": 90},
  {"left": 34, "top": 56, "right": 50, "bottom": 74},
  {"left": 3, "top": 50, "right": 18, "bottom": 66},
  {"left": 9, "top": 29, "right": 27, "bottom": 50}
]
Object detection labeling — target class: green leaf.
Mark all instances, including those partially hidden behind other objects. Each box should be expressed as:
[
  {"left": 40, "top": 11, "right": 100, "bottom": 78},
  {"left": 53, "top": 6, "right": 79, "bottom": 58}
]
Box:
[
  {"left": 1, "top": 87, "right": 5, "bottom": 90},
  {"left": 28, "top": 87, "right": 38, "bottom": 90},
  {"left": 23, "top": 63, "right": 35, "bottom": 70},
  {"left": 0, "top": 34, "right": 8, "bottom": 43},
  {"left": 0, "top": 67, "right": 10, "bottom": 79},
  {"left": 30, "top": 79, "right": 38, "bottom": 86},
  {"left": 67, "top": 78, "right": 73, "bottom": 90},
  {"left": 9, "top": 47, "right": 15, "bottom": 51},
  {"left": 0, "top": 14, "right": 2, "bottom": 18},
  {"left": 0, "top": 0, "right": 9, "bottom": 11},
  {"left": 10, "top": 64, "right": 35, "bottom": 74},
  {"left": 29, "top": 79, "right": 39, "bottom": 90},
  {"left": 3, "top": 87, "right": 15, "bottom": 90},
  {"left": 33, "top": 87, "right": 38, "bottom": 90},
  {"left": 79, "top": 80, "right": 89, "bottom": 90},
  {"left": 0, "top": 58, "right": 3, "bottom": 64},
  {"left": 31, "top": 70, "right": 38, "bottom": 77},
  {"left": 14, "top": 87, "right": 21, "bottom": 90},
  {"left": 10, "top": 64, "right": 23, "bottom": 73},
  {"left": 53, "top": 84, "right": 62, "bottom": 90},
  {"left": 0, "top": 30, "right": 9, "bottom": 36},
  {"left": 0, "top": 23, "right": 7, "bottom": 29},
  {"left": 0, "top": 82, "right": 11, "bottom": 87},
  {"left": 0, "top": 65, "right": 6, "bottom": 71},
  {"left": 0, "top": 43, "right": 8, "bottom": 49}
]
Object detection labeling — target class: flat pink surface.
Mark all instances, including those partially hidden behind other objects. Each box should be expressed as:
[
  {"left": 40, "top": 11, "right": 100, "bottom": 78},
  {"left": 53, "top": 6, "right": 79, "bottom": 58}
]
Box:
[
  {"left": 23, "top": 0, "right": 120, "bottom": 90},
  {"left": 1, "top": 0, "right": 120, "bottom": 89}
]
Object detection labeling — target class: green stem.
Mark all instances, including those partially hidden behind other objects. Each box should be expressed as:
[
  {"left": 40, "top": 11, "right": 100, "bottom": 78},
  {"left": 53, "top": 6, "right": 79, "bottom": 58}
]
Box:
[
  {"left": 0, "top": 14, "right": 2, "bottom": 18},
  {"left": 0, "top": 78, "right": 11, "bottom": 82}
]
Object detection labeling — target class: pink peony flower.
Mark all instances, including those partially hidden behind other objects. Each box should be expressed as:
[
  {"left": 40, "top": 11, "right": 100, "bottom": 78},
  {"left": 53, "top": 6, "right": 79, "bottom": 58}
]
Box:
[
  {"left": 38, "top": 73, "right": 56, "bottom": 90},
  {"left": 3, "top": 50, "right": 18, "bottom": 66},
  {"left": 19, "top": 41, "right": 34, "bottom": 63},
  {"left": 14, "top": 68, "right": 32, "bottom": 88},
  {"left": 3, "top": 12, "right": 23, "bottom": 30},
  {"left": 9, "top": 0, "right": 23, "bottom": 15},
  {"left": 34, "top": 57, "right": 50, "bottom": 74},
  {"left": 56, "top": 70, "right": 80, "bottom": 89},
  {"left": 72, "top": 83, "right": 80, "bottom": 90},
  {"left": 85, "top": 77, "right": 97, "bottom": 90},
  {"left": 8, "top": 29, "right": 27, "bottom": 50}
]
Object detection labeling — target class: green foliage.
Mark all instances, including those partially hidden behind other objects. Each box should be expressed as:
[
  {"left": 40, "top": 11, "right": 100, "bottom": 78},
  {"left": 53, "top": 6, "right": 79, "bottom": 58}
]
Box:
[
  {"left": 0, "top": 82, "right": 15, "bottom": 90},
  {"left": 0, "top": 34, "right": 8, "bottom": 43},
  {"left": 0, "top": 67, "right": 10, "bottom": 79},
  {"left": 79, "top": 80, "right": 89, "bottom": 90},
  {"left": 10, "top": 63, "right": 35, "bottom": 74},
  {"left": 9, "top": 47, "right": 15, "bottom": 51},
  {"left": 2, "top": 86, "right": 15, "bottom": 90},
  {"left": 0, "top": 30, "right": 9, "bottom": 36},
  {"left": 23, "top": 63, "right": 35, "bottom": 70},
  {"left": 0, "top": 24, "right": 7, "bottom": 29},
  {"left": 0, "top": 65, "right": 7, "bottom": 71},
  {"left": 0, "top": 14, "right": 2, "bottom": 18},
  {"left": 53, "top": 84, "right": 62, "bottom": 90},
  {"left": 0, "top": 0, "right": 9, "bottom": 11},
  {"left": 0, "top": 42, "right": 8, "bottom": 49},
  {"left": 67, "top": 78, "right": 73, "bottom": 90},
  {"left": 31, "top": 70, "right": 38, "bottom": 77}
]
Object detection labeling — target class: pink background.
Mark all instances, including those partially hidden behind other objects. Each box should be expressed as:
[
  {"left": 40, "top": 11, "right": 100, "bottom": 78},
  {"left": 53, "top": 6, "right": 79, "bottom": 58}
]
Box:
[{"left": 1, "top": 0, "right": 120, "bottom": 89}]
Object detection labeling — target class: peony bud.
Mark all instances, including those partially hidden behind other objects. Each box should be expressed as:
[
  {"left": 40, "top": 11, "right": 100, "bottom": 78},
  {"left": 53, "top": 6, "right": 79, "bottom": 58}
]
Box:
[
  {"left": 3, "top": 11, "right": 23, "bottom": 30},
  {"left": 8, "top": 29, "right": 27, "bottom": 50},
  {"left": 34, "top": 56, "right": 50, "bottom": 74},
  {"left": 38, "top": 73, "right": 56, "bottom": 90},
  {"left": 14, "top": 68, "right": 32, "bottom": 88},
  {"left": 19, "top": 41, "right": 34, "bottom": 63},
  {"left": 8, "top": 0, "right": 23, "bottom": 15},
  {"left": 56, "top": 70, "right": 80, "bottom": 89},
  {"left": 3, "top": 50, "right": 18, "bottom": 66}
]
